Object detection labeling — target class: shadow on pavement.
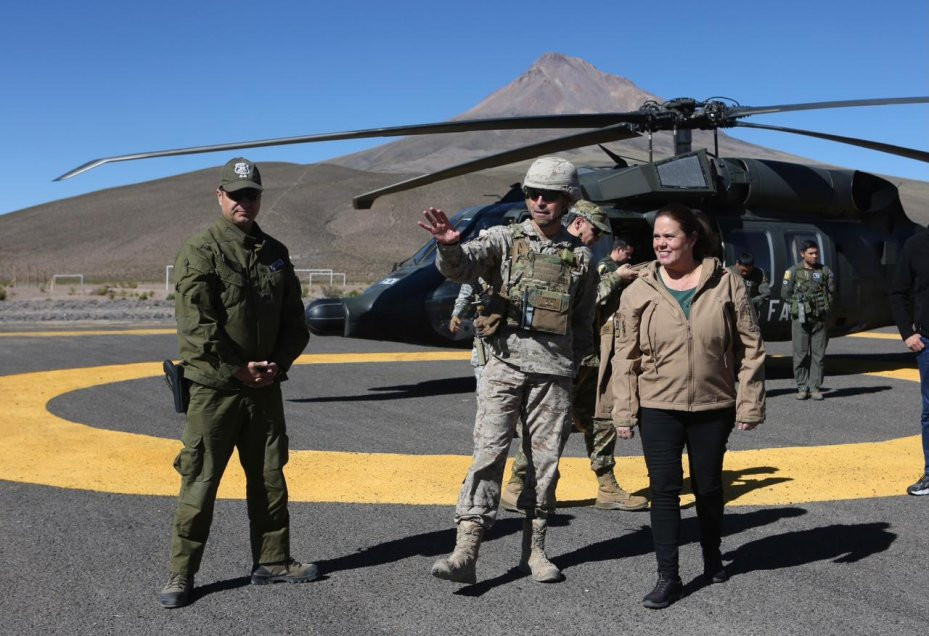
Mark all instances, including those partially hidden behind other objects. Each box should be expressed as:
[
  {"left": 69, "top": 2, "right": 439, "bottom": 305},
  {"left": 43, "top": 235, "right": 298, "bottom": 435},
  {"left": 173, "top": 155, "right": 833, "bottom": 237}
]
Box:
[
  {"left": 724, "top": 520, "right": 896, "bottom": 574},
  {"left": 554, "top": 506, "right": 808, "bottom": 575},
  {"left": 765, "top": 352, "right": 914, "bottom": 381},
  {"left": 290, "top": 376, "right": 476, "bottom": 403},
  {"left": 767, "top": 385, "right": 892, "bottom": 399},
  {"left": 316, "top": 516, "right": 574, "bottom": 575},
  {"left": 191, "top": 575, "right": 251, "bottom": 604}
]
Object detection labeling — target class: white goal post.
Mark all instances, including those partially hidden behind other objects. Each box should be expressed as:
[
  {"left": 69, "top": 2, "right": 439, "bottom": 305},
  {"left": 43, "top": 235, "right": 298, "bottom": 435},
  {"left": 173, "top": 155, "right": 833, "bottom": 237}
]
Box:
[
  {"left": 163, "top": 266, "right": 345, "bottom": 292},
  {"left": 295, "top": 268, "right": 345, "bottom": 288},
  {"left": 50, "top": 274, "right": 84, "bottom": 291}
]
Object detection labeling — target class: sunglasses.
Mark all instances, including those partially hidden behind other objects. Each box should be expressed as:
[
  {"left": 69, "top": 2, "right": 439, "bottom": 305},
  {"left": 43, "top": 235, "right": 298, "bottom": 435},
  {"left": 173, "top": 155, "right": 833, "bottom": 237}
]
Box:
[
  {"left": 222, "top": 188, "right": 261, "bottom": 203},
  {"left": 523, "top": 187, "right": 563, "bottom": 203}
]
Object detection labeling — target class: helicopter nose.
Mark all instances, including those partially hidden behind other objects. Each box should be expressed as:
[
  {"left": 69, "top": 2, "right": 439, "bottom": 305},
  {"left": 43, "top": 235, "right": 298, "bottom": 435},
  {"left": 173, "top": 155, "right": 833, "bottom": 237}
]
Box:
[{"left": 305, "top": 298, "right": 346, "bottom": 335}]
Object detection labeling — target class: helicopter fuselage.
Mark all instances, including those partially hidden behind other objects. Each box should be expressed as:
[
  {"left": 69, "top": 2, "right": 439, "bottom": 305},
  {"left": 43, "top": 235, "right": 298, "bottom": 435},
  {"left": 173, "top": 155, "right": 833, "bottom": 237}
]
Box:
[{"left": 305, "top": 151, "right": 917, "bottom": 346}]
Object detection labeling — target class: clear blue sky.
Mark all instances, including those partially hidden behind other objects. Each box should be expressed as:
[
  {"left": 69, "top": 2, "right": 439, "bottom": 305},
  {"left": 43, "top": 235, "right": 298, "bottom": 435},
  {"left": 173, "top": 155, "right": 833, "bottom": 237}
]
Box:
[{"left": 3, "top": 0, "right": 927, "bottom": 215}]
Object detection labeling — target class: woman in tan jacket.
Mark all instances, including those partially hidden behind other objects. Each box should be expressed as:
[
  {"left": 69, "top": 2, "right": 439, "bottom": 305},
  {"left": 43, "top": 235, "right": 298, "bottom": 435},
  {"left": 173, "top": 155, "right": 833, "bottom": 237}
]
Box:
[{"left": 610, "top": 203, "right": 765, "bottom": 609}]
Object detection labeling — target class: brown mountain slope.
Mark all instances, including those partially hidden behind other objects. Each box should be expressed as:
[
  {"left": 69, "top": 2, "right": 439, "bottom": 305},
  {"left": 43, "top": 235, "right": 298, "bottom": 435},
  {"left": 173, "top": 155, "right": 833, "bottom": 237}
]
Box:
[
  {"left": 0, "top": 162, "right": 516, "bottom": 282},
  {"left": 1, "top": 52, "right": 925, "bottom": 285}
]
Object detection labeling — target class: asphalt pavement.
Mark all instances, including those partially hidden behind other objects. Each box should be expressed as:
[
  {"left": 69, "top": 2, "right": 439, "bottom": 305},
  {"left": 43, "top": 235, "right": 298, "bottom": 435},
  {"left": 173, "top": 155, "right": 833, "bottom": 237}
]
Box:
[{"left": 1, "top": 324, "right": 927, "bottom": 635}]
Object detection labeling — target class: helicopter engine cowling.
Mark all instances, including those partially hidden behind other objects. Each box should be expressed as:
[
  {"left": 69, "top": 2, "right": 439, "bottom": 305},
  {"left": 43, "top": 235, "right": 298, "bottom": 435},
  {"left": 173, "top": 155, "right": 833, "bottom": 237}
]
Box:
[{"left": 736, "top": 159, "right": 899, "bottom": 218}]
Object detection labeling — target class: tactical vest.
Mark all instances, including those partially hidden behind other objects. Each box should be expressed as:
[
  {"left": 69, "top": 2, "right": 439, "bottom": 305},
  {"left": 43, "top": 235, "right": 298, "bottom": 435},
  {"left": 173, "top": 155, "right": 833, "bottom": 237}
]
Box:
[
  {"left": 504, "top": 225, "right": 577, "bottom": 335},
  {"left": 788, "top": 265, "right": 831, "bottom": 319}
]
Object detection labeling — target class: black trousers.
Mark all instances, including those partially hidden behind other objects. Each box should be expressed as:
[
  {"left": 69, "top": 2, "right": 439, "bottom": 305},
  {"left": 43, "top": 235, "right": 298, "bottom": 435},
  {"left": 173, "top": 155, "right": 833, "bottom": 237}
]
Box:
[{"left": 639, "top": 407, "right": 734, "bottom": 577}]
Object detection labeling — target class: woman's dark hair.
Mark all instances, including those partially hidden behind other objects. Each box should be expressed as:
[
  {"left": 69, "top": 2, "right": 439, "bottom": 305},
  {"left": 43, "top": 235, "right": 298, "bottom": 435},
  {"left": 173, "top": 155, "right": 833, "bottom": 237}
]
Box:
[{"left": 655, "top": 203, "right": 717, "bottom": 260}]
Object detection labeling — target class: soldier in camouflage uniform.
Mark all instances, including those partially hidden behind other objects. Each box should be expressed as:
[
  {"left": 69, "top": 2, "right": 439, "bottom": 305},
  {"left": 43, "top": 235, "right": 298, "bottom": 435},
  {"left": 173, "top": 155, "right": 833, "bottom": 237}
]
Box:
[
  {"left": 781, "top": 240, "right": 835, "bottom": 401},
  {"left": 159, "top": 158, "right": 316, "bottom": 609},
  {"left": 501, "top": 209, "right": 647, "bottom": 512},
  {"left": 449, "top": 278, "right": 489, "bottom": 380},
  {"left": 420, "top": 157, "right": 597, "bottom": 585},
  {"left": 730, "top": 252, "right": 771, "bottom": 317}
]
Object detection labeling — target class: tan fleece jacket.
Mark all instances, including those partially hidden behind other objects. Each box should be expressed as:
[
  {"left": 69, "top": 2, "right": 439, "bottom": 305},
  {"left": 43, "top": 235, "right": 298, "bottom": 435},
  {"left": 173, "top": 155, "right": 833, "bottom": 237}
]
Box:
[{"left": 609, "top": 257, "right": 766, "bottom": 427}]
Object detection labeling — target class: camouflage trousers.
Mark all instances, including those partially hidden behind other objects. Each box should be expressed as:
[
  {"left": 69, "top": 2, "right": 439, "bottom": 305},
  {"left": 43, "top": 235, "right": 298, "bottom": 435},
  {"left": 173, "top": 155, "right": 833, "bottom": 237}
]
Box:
[
  {"left": 169, "top": 382, "right": 291, "bottom": 575},
  {"left": 509, "top": 363, "right": 617, "bottom": 483},
  {"left": 455, "top": 356, "right": 572, "bottom": 527}
]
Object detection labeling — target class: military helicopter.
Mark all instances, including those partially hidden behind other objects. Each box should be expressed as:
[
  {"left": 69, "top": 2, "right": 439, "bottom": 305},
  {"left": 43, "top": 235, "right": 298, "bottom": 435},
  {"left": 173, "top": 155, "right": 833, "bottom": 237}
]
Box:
[{"left": 58, "top": 96, "right": 929, "bottom": 345}]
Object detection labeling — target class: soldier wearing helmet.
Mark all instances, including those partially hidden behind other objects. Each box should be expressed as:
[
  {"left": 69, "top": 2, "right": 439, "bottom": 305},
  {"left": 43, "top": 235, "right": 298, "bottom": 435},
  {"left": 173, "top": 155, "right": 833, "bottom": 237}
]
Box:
[{"left": 419, "top": 156, "right": 598, "bottom": 585}]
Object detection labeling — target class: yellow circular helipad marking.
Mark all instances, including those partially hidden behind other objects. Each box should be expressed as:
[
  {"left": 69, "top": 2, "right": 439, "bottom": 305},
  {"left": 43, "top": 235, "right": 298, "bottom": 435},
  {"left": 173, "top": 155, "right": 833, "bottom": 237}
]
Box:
[{"left": 0, "top": 351, "right": 920, "bottom": 506}]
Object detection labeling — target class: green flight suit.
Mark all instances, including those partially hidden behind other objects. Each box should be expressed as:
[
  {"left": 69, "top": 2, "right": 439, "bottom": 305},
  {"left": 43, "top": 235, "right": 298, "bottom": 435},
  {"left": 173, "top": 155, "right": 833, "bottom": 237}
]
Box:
[
  {"left": 169, "top": 217, "right": 309, "bottom": 575},
  {"left": 782, "top": 262, "right": 835, "bottom": 392}
]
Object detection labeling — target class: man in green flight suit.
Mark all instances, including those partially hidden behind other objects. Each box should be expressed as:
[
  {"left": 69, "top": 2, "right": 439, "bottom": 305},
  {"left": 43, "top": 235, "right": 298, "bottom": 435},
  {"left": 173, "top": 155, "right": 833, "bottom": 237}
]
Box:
[
  {"left": 159, "top": 158, "right": 316, "bottom": 609},
  {"left": 730, "top": 252, "right": 771, "bottom": 317},
  {"left": 500, "top": 205, "right": 647, "bottom": 512},
  {"left": 781, "top": 240, "right": 835, "bottom": 401}
]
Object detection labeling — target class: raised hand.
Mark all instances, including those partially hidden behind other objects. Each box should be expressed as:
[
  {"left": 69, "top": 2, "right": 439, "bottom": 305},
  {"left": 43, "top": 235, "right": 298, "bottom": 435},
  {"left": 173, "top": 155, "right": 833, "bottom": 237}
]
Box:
[{"left": 417, "top": 207, "right": 461, "bottom": 245}]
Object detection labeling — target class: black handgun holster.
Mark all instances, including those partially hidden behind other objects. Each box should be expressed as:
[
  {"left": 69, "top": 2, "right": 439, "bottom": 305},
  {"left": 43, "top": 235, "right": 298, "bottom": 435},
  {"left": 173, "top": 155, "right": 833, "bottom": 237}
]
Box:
[{"left": 163, "top": 360, "right": 191, "bottom": 414}]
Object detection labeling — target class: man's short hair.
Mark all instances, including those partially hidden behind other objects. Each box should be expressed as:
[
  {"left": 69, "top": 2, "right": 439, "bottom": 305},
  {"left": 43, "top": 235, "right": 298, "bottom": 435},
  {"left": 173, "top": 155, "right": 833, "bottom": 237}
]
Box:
[
  {"left": 800, "top": 240, "right": 818, "bottom": 253},
  {"left": 612, "top": 237, "right": 630, "bottom": 251},
  {"left": 736, "top": 252, "right": 754, "bottom": 266}
]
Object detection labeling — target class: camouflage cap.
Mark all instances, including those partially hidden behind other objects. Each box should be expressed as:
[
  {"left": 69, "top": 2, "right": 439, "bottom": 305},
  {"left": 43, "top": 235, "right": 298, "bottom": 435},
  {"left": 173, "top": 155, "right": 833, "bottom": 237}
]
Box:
[
  {"left": 219, "top": 157, "right": 263, "bottom": 192},
  {"left": 571, "top": 200, "right": 611, "bottom": 234}
]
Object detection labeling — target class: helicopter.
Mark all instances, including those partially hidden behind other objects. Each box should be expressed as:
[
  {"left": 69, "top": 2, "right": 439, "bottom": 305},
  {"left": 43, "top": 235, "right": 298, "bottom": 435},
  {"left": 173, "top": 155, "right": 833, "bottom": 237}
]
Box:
[{"left": 57, "top": 95, "right": 929, "bottom": 346}]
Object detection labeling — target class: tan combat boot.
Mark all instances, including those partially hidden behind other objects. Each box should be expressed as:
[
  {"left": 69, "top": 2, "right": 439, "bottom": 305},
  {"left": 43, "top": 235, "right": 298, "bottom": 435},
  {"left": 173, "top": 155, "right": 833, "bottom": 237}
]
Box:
[
  {"left": 517, "top": 518, "right": 563, "bottom": 583},
  {"left": 595, "top": 471, "right": 648, "bottom": 511},
  {"left": 499, "top": 479, "right": 522, "bottom": 512},
  {"left": 431, "top": 520, "right": 483, "bottom": 584}
]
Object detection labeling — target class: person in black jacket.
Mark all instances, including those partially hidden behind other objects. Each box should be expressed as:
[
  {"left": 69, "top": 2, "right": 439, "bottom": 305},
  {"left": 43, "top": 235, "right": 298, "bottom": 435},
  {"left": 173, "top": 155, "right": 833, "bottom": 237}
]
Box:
[{"left": 889, "top": 226, "right": 929, "bottom": 496}]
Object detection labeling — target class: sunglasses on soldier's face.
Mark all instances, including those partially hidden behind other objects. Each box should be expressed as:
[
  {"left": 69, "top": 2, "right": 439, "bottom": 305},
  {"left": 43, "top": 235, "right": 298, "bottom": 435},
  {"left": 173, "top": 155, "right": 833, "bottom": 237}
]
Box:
[
  {"left": 222, "top": 188, "right": 261, "bottom": 203},
  {"left": 523, "top": 187, "right": 563, "bottom": 203}
]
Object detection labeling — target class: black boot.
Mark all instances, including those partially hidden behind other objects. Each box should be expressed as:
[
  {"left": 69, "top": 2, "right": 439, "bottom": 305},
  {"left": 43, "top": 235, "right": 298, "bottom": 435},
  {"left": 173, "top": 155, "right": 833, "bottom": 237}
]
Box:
[
  {"left": 642, "top": 573, "right": 683, "bottom": 609},
  {"left": 702, "top": 549, "right": 728, "bottom": 584}
]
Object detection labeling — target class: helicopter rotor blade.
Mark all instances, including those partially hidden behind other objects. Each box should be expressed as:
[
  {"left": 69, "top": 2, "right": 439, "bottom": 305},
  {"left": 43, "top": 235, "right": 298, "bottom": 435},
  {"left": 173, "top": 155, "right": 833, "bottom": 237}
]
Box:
[
  {"left": 728, "top": 96, "right": 929, "bottom": 119},
  {"left": 352, "top": 124, "right": 640, "bottom": 209},
  {"left": 733, "top": 121, "right": 929, "bottom": 164},
  {"left": 54, "top": 113, "right": 650, "bottom": 181}
]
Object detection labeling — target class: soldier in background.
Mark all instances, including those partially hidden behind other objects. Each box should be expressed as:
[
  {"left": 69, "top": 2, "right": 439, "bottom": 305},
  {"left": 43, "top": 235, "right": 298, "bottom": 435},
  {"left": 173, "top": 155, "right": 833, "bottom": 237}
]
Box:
[
  {"left": 449, "top": 277, "right": 489, "bottom": 380},
  {"left": 599, "top": 236, "right": 635, "bottom": 277},
  {"left": 159, "top": 158, "right": 316, "bottom": 609},
  {"left": 419, "top": 157, "right": 597, "bottom": 585},
  {"left": 730, "top": 252, "right": 771, "bottom": 316},
  {"left": 781, "top": 241, "right": 835, "bottom": 401},
  {"left": 501, "top": 208, "right": 647, "bottom": 512}
]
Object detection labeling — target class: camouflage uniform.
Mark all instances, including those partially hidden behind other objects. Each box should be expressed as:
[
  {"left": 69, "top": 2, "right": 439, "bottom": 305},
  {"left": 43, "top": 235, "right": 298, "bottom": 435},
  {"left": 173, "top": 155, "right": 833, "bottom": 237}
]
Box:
[
  {"left": 169, "top": 217, "right": 309, "bottom": 575},
  {"left": 782, "top": 262, "right": 835, "bottom": 393},
  {"left": 509, "top": 255, "right": 628, "bottom": 482},
  {"left": 436, "top": 219, "right": 597, "bottom": 526},
  {"left": 451, "top": 280, "right": 487, "bottom": 380}
]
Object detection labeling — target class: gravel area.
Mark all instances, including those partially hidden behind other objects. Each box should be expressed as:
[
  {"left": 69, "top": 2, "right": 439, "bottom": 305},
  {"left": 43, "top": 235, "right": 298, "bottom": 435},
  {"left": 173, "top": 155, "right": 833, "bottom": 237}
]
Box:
[{"left": 0, "top": 297, "right": 175, "bottom": 322}]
